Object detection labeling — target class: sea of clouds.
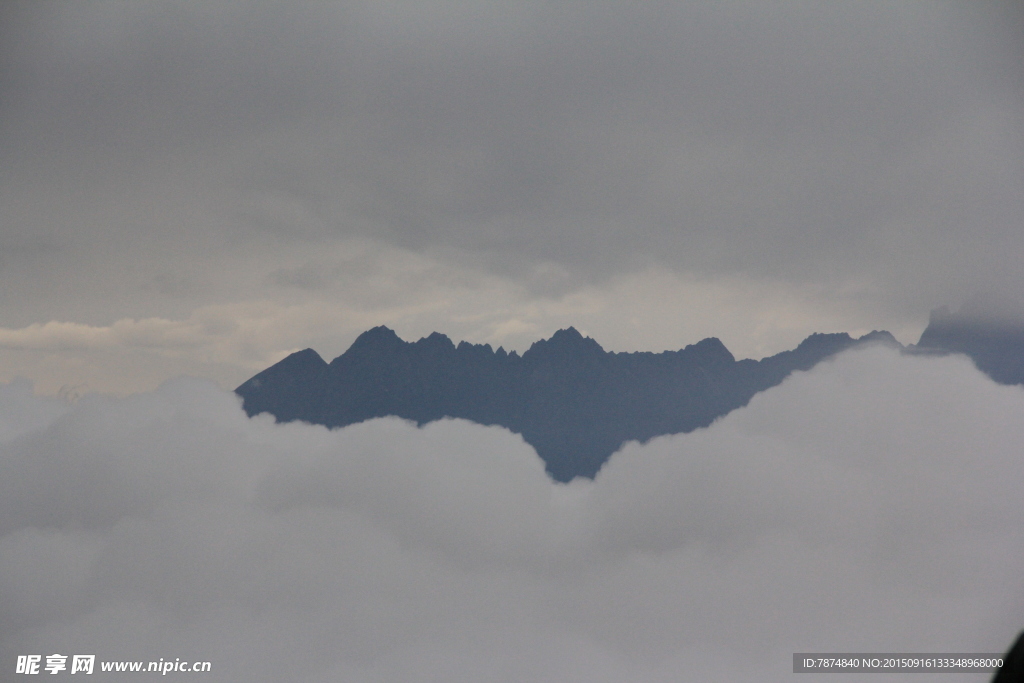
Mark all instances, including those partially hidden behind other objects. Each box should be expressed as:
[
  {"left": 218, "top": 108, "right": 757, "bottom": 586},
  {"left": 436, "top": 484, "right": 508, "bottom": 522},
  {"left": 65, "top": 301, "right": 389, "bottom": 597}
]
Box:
[{"left": 1, "top": 345, "right": 1021, "bottom": 682}]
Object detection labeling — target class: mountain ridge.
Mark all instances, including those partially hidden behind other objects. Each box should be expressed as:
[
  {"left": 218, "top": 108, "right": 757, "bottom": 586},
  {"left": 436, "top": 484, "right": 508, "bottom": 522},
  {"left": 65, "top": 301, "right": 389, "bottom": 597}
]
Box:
[
  {"left": 913, "top": 306, "right": 1024, "bottom": 385},
  {"left": 237, "top": 326, "right": 902, "bottom": 481}
]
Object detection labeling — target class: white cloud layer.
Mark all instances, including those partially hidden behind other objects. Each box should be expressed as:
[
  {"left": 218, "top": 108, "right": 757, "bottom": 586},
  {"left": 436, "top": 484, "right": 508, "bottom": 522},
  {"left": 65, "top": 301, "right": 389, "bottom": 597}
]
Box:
[{"left": 1, "top": 346, "right": 1021, "bottom": 681}]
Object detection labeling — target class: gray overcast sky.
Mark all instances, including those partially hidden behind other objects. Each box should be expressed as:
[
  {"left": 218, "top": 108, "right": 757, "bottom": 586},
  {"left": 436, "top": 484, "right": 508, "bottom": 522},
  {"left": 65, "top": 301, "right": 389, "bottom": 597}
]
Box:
[{"left": 1, "top": 1, "right": 1022, "bottom": 393}]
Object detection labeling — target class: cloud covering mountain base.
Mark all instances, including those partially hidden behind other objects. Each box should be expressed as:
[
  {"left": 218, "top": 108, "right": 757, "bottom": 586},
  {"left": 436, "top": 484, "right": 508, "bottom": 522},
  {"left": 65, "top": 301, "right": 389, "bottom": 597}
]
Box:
[{"left": 1, "top": 346, "right": 1021, "bottom": 681}]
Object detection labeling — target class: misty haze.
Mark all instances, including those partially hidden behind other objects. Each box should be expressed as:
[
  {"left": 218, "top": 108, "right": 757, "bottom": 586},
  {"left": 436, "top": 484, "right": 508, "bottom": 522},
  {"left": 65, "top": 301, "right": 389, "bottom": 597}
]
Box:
[{"left": 1, "top": 2, "right": 1022, "bottom": 681}]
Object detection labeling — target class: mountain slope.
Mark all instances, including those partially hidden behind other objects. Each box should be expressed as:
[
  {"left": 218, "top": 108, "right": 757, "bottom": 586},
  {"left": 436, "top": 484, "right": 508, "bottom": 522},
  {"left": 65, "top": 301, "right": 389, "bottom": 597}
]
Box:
[
  {"left": 237, "top": 327, "right": 899, "bottom": 481},
  {"left": 915, "top": 306, "right": 1024, "bottom": 385}
]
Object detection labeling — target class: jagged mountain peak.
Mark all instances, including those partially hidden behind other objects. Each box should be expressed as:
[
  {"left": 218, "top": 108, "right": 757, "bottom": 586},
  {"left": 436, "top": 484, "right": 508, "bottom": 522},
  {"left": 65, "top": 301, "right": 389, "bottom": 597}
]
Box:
[
  {"left": 685, "top": 337, "right": 735, "bottom": 363},
  {"left": 524, "top": 327, "right": 604, "bottom": 359},
  {"left": 794, "top": 332, "right": 854, "bottom": 352},
  {"left": 237, "top": 348, "right": 326, "bottom": 391},
  {"left": 553, "top": 326, "right": 583, "bottom": 339},
  {"left": 278, "top": 347, "right": 327, "bottom": 369},
  {"left": 416, "top": 331, "right": 456, "bottom": 351},
  {"left": 236, "top": 324, "right": 908, "bottom": 481},
  {"left": 915, "top": 304, "right": 1024, "bottom": 385},
  {"left": 857, "top": 330, "right": 901, "bottom": 347},
  {"left": 331, "top": 326, "right": 405, "bottom": 366},
  {"left": 351, "top": 325, "right": 403, "bottom": 347}
]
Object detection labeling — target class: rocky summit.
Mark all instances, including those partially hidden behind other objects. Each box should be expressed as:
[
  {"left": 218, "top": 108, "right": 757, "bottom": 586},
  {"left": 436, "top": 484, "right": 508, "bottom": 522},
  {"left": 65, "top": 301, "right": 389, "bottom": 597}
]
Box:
[{"left": 237, "top": 326, "right": 902, "bottom": 481}]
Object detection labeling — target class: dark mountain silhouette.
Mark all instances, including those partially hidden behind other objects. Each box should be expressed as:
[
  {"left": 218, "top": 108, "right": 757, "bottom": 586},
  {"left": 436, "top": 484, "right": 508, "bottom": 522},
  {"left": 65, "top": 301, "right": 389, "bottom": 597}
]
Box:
[
  {"left": 992, "top": 631, "right": 1024, "bottom": 683},
  {"left": 237, "top": 326, "right": 899, "bottom": 481},
  {"left": 914, "top": 306, "right": 1024, "bottom": 386}
]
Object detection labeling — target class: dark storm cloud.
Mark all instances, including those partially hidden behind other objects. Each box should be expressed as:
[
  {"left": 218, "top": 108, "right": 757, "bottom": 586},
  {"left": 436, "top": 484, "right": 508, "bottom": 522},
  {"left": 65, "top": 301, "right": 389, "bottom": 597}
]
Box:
[
  {"left": 3, "top": 3, "right": 1021, "bottom": 280},
  {"left": 0, "top": 1, "right": 1021, "bottom": 390}
]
